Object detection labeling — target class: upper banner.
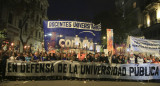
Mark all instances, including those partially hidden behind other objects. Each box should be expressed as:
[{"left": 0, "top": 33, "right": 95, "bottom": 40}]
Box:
[
  {"left": 43, "top": 20, "right": 101, "bottom": 51},
  {"left": 6, "top": 60, "right": 160, "bottom": 80},
  {"left": 130, "top": 36, "right": 160, "bottom": 55},
  {"left": 47, "top": 21, "right": 101, "bottom": 30}
]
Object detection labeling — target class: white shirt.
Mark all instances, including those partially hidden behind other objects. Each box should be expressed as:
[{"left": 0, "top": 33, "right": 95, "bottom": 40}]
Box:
[
  {"left": 108, "top": 55, "right": 112, "bottom": 64},
  {"left": 137, "top": 57, "right": 144, "bottom": 64},
  {"left": 10, "top": 56, "right": 15, "bottom": 61},
  {"left": 146, "top": 60, "right": 152, "bottom": 63},
  {"left": 130, "top": 57, "right": 135, "bottom": 64}
]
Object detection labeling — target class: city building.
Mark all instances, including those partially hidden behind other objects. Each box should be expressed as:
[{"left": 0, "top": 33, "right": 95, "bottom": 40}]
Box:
[
  {"left": 115, "top": 0, "right": 145, "bottom": 41},
  {"left": 142, "top": 0, "right": 160, "bottom": 40},
  {"left": 115, "top": 0, "right": 160, "bottom": 41},
  {"left": 0, "top": 0, "right": 49, "bottom": 52}
]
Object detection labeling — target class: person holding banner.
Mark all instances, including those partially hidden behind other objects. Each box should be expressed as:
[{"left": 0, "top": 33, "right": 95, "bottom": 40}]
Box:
[
  {"left": 62, "top": 53, "right": 67, "bottom": 60},
  {"left": 152, "top": 57, "right": 160, "bottom": 64},
  {"left": 150, "top": 55, "right": 155, "bottom": 63},
  {"left": 99, "top": 52, "right": 105, "bottom": 63},
  {"left": 90, "top": 54, "right": 94, "bottom": 62},
  {"left": 25, "top": 53, "right": 31, "bottom": 62},
  {"left": 77, "top": 51, "right": 86, "bottom": 61},
  {"left": 42, "top": 53, "right": 48, "bottom": 61},
  {"left": 9, "top": 52, "right": 16, "bottom": 61},
  {"left": 66, "top": 53, "right": 71, "bottom": 60},
  {"left": 145, "top": 56, "right": 152, "bottom": 63},
  {"left": 49, "top": 53, "right": 57, "bottom": 60},
  {"left": 55, "top": 52, "right": 61, "bottom": 60},
  {"left": 16, "top": 53, "right": 25, "bottom": 61},
  {"left": 29, "top": 53, "right": 34, "bottom": 61},
  {"left": 33, "top": 52, "right": 40, "bottom": 61},
  {"left": 137, "top": 56, "right": 144, "bottom": 64},
  {"left": 124, "top": 56, "right": 129, "bottom": 64},
  {"left": 112, "top": 55, "right": 118, "bottom": 63},
  {"left": 129, "top": 54, "right": 136, "bottom": 64},
  {"left": 108, "top": 51, "right": 112, "bottom": 64},
  {"left": 84, "top": 54, "right": 92, "bottom": 62},
  {"left": 118, "top": 55, "right": 124, "bottom": 64},
  {"left": 104, "top": 56, "right": 109, "bottom": 63},
  {"left": 93, "top": 53, "right": 99, "bottom": 62},
  {"left": 70, "top": 53, "right": 76, "bottom": 61},
  {"left": 1, "top": 52, "right": 9, "bottom": 80}
]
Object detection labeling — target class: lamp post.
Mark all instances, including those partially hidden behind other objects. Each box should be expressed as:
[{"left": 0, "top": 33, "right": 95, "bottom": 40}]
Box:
[
  {"left": 41, "top": 42, "right": 44, "bottom": 53},
  {"left": 11, "top": 42, "right": 14, "bottom": 51},
  {"left": 24, "top": 45, "right": 27, "bottom": 53},
  {"left": 103, "top": 36, "right": 106, "bottom": 39},
  {"left": 27, "top": 46, "right": 30, "bottom": 53}
]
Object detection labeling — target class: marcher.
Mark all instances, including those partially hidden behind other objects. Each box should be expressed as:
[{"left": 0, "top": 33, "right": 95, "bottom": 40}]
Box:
[
  {"left": 16, "top": 53, "right": 25, "bottom": 61},
  {"left": 1, "top": 52, "right": 9, "bottom": 80},
  {"left": 129, "top": 54, "right": 135, "bottom": 64},
  {"left": 25, "top": 53, "right": 31, "bottom": 62},
  {"left": 9, "top": 52, "right": 16, "bottom": 61},
  {"left": 108, "top": 51, "right": 112, "bottom": 64}
]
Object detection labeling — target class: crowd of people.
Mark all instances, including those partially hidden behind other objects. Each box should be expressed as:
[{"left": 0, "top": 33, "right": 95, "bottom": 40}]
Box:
[
  {"left": 1, "top": 50, "right": 160, "bottom": 64},
  {"left": 0, "top": 50, "right": 160, "bottom": 81}
]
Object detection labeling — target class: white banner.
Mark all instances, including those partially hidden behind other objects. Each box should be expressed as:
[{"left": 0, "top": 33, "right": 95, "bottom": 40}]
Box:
[
  {"left": 5, "top": 60, "right": 160, "bottom": 80},
  {"left": 130, "top": 36, "right": 160, "bottom": 55}
]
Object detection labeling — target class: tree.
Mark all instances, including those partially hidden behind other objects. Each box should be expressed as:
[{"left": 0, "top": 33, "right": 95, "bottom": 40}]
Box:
[
  {"left": 7, "top": 0, "right": 37, "bottom": 52},
  {"left": 93, "top": 10, "right": 126, "bottom": 44}
]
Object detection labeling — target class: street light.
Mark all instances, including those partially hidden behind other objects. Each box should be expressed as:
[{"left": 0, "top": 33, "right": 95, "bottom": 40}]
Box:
[
  {"left": 48, "top": 33, "right": 52, "bottom": 36},
  {"left": 44, "top": 33, "right": 52, "bottom": 37},
  {"left": 11, "top": 43, "right": 14, "bottom": 46},
  {"left": 11, "top": 43, "right": 14, "bottom": 51},
  {"left": 59, "top": 35, "right": 63, "bottom": 37},
  {"left": 103, "top": 36, "right": 106, "bottom": 39},
  {"left": 24, "top": 46, "right": 27, "bottom": 49}
]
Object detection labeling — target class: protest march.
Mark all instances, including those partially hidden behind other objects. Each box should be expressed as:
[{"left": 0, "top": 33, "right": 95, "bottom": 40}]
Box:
[{"left": 0, "top": 21, "right": 160, "bottom": 81}]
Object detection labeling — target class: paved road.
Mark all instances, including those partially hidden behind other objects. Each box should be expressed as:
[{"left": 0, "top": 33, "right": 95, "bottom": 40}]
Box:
[{"left": 0, "top": 80, "right": 160, "bottom": 86}]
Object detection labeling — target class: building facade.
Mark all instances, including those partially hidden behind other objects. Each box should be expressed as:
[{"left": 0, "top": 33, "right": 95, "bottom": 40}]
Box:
[
  {"left": 0, "top": 0, "right": 49, "bottom": 52},
  {"left": 115, "top": 0, "right": 144, "bottom": 39},
  {"left": 142, "top": 0, "right": 160, "bottom": 40},
  {"left": 116, "top": 0, "right": 160, "bottom": 41}
]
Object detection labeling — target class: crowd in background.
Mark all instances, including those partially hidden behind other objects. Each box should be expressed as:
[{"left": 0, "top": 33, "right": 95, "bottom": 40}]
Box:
[
  {"left": 0, "top": 50, "right": 160, "bottom": 81},
  {"left": 1, "top": 50, "right": 160, "bottom": 64}
]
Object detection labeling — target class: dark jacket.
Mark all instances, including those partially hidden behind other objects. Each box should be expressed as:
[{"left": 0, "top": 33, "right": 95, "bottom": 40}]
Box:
[
  {"left": 103, "top": 56, "right": 109, "bottom": 63},
  {"left": 16, "top": 56, "right": 25, "bottom": 61}
]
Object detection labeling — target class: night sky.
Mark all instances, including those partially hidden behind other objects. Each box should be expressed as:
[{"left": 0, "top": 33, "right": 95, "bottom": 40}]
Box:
[{"left": 47, "top": 0, "right": 116, "bottom": 22}]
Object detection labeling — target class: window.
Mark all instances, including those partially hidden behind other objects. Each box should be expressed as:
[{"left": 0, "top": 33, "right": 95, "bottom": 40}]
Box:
[
  {"left": 146, "top": 13, "right": 150, "bottom": 27},
  {"left": 41, "top": 5, "right": 43, "bottom": 10},
  {"left": 18, "top": 20, "right": 22, "bottom": 28},
  {"left": 25, "top": 23, "right": 28, "bottom": 32},
  {"left": 36, "top": 15, "right": 39, "bottom": 22},
  {"left": 122, "top": 1, "right": 124, "bottom": 5},
  {"left": 40, "top": 18, "right": 41, "bottom": 24},
  {"left": 36, "top": 31, "right": 38, "bottom": 38},
  {"left": 38, "top": 2, "right": 41, "bottom": 9},
  {"left": 157, "top": 4, "right": 160, "bottom": 20},
  {"left": 8, "top": 13, "right": 13, "bottom": 24},
  {"left": 39, "top": 32, "right": 41, "bottom": 38},
  {"left": 150, "top": 10, "right": 156, "bottom": 25},
  {"left": 133, "top": 2, "right": 136, "bottom": 8}
]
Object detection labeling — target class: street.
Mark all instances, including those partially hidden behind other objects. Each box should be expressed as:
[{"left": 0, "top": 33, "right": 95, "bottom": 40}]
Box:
[{"left": 0, "top": 80, "right": 160, "bottom": 86}]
